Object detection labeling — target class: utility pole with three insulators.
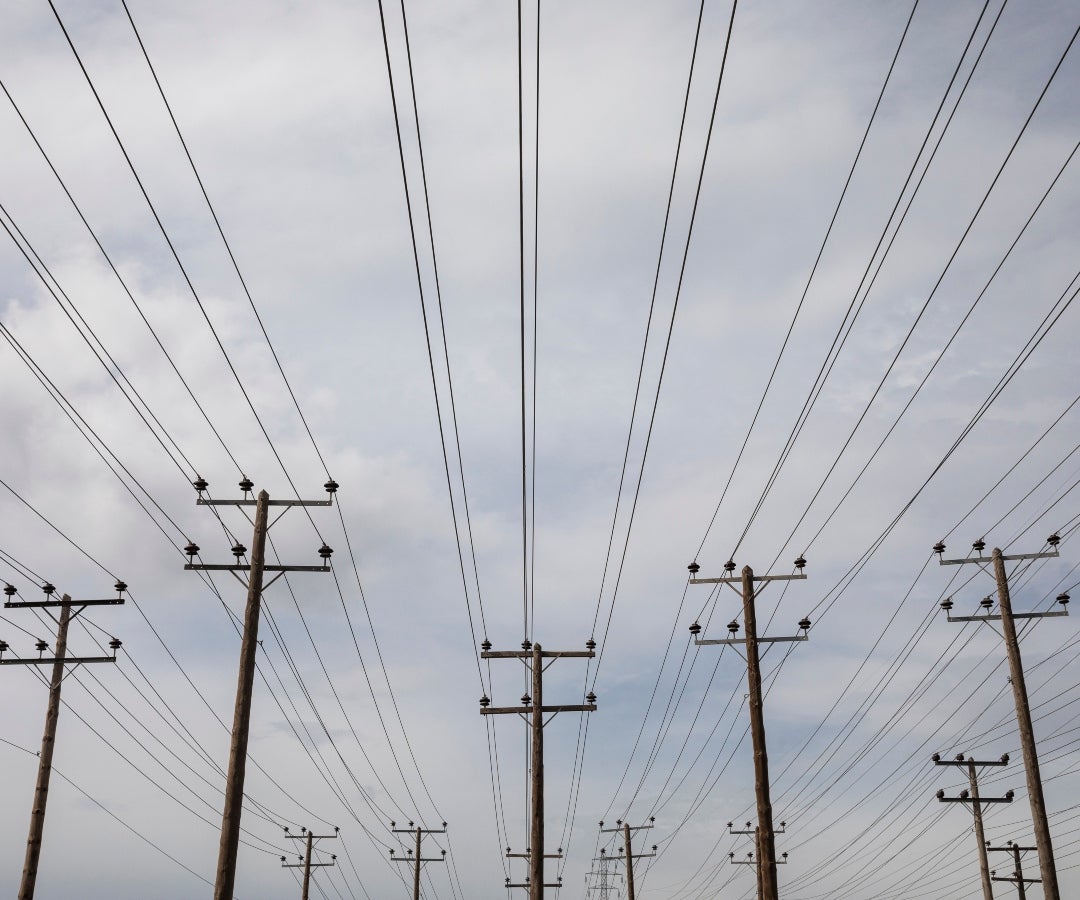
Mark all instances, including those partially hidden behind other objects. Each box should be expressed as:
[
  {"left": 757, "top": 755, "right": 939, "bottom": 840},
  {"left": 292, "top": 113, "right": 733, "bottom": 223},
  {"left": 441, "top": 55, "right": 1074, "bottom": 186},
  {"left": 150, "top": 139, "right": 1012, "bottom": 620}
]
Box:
[
  {"left": 688, "top": 556, "right": 810, "bottom": 900},
  {"left": 480, "top": 639, "right": 597, "bottom": 899},
  {"left": 2, "top": 581, "right": 125, "bottom": 900},
  {"left": 934, "top": 534, "right": 1069, "bottom": 900},
  {"left": 727, "top": 819, "right": 788, "bottom": 900},
  {"left": 934, "top": 752, "right": 1012, "bottom": 900},
  {"left": 185, "top": 476, "right": 338, "bottom": 900},
  {"left": 391, "top": 821, "right": 446, "bottom": 900},
  {"left": 599, "top": 818, "right": 656, "bottom": 900},
  {"left": 281, "top": 826, "right": 338, "bottom": 900},
  {"left": 989, "top": 841, "right": 1040, "bottom": 898}
]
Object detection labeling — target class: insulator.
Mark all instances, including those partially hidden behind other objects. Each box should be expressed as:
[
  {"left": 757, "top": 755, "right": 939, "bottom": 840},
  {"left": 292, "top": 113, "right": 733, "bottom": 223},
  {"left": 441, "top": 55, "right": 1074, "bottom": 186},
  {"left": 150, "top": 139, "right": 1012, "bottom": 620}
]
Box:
[
  {"left": 1000, "top": 753, "right": 1009, "bottom": 764},
  {"left": 114, "top": 580, "right": 127, "bottom": 594},
  {"left": 109, "top": 638, "right": 122, "bottom": 651},
  {"left": 0, "top": 640, "right": 8, "bottom": 653},
  {"left": 1048, "top": 532, "right": 1061, "bottom": 547},
  {"left": 586, "top": 692, "right": 597, "bottom": 704},
  {"left": 689, "top": 621, "right": 701, "bottom": 635},
  {"left": 972, "top": 538, "right": 986, "bottom": 553},
  {"left": 936, "top": 789, "right": 945, "bottom": 799},
  {"left": 727, "top": 619, "right": 740, "bottom": 634},
  {"left": 798, "top": 617, "right": 811, "bottom": 630},
  {"left": 521, "top": 640, "right": 532, "bottom": 651},
  {"left": 3, "top": 583, "right": 15, "bottom": 597},
  {"left": 794, "top": 555, "right": 806, "bottom": 570},
  {"left": 42, "top": 583, "right": 55, "bottom": 595},
  {"left": 585, "top": 638, "right": 596, "bottom": 650},
  {"left": 480, "top": 639, "right": 491, "bottom": 652},
  {"left": 324, "top": 479, "right": 339, "bottom": 494},
  {"left": 1005, "top": 790, "right": 1014, "bottom": 801},
  {"left": 956, "top": 752, "right": 966, "bottom": 762},
  {"left": 933, "top": 540, "right": 945, "bottom": 555},
  {"left": 1058, "top": 593, "right": 1070, "bottom": 606},
  {"left": 35, "top": 640, "right": 48, "bottom": 653},
  {"left": 980, "top": 597, "right": 994, "bottom": 609},
  {"left": 724, "top": 559, "right": 736, "bottom": 572},
  {"left": 521, "top": 693, "right": 531, "bottom": 705},
  {"left": 193, "top": 477, "right": 208, "bottom": 492},
  {"left": 239, "top": 477, "right": 254, "bottom": 493},
  {"left": 185, "top": 541, "right": 200, "bottom": 558},
  {"left": 232, "top": 543, "right": 247, "bottom": 559},
  {"left": 932, "top": 753, "right": 941, "bottom": 762},
  {"left": 940, "top": 597, "right": 953, "bottom": 611},
  {"left": 959, "top": 789, "right": 969, "bottom": 799},
  {"left": 479, "top": 695, "right": 490, "bottom": 707},
  {"left": 318, "top": 543, "right": 333, "bottom": 560},
  {"left": 687, "top": 561, "right": 700, "bottom": 574}
]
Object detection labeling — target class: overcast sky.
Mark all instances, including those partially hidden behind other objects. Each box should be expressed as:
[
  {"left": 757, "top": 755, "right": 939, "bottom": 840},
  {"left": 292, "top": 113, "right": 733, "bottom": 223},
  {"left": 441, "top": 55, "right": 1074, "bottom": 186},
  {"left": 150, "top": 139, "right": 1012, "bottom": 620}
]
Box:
[{"left": 1, "top": 1, "right": 1079, "bottom": 898}]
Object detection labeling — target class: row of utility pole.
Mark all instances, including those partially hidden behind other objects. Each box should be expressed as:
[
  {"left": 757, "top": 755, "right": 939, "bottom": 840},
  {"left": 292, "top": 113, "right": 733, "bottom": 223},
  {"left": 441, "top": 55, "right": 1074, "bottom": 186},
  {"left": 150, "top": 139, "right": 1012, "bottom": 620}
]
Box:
[{"left": 4, "top": 473, "right": 1070, "bottom": 900}]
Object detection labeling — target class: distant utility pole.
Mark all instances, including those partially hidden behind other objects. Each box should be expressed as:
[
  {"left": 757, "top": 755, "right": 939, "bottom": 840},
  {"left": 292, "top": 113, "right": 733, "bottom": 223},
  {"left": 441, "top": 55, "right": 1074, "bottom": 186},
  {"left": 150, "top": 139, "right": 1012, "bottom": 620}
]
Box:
[
  {"left": 587, "top": 849, "right": 623, "bottom": 900},
  {"left": 727, "top": 819, "right": 788, "bottom": 900},
  {"left": 689, "top": 557, "right": 810, "bottom": 900},
  {"left": 935, "top": 535, "right": 1069, "bottom": 900},
  {"left": 391, "top": 821, "right": 446, "bottom": 900},
  {"left": 1, "top": 581, "right": 125, "bottom": 900},
  {"left": 599, "top": 818, "right": 656, "bottom": 900},
  {"left": 933, "top": 752, "right": 1013, "bottom": 900},
  {"left": 480, "top": 639, "right": 597, "bottom": 899},
  {"left": 989, "top": 842, "right": 1041, "bottom": 898},
  {"left": 281, "top": 826, "right": 338, "bottom": 900},
  {"left": 186, "top": 477, "right": 337, "bottom": 900}
]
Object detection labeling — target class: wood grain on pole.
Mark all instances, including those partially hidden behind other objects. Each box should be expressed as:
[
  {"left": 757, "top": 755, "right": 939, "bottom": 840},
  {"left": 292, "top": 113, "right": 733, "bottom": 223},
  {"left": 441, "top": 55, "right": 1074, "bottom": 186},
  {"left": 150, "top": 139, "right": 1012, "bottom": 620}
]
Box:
[
  {"left": 302, "top": 831, "right": 313, "bottom": 900},
  {"left": 967, "top": 760, "right": 993, "bottom": 900},
  {"left": 18, "top": 596, "right": 70, "bottom": 900},
  {"left": 531, "top": 642, "right": 544, "bottom": 900},
  {"left": 413, "top": 827, "right": 422, "bottom": 900},
  {"left": 743, "top": 566, "right": 779, "bottom": 900},
  {"left": 623, "top": 822, "right": 635, "bottom": 900},
  {"left": 993, "top": 548, "right": 1059, "bottom": 900},
  {"left": 214, "top": 490, "right": 270, "bottom": 900}
]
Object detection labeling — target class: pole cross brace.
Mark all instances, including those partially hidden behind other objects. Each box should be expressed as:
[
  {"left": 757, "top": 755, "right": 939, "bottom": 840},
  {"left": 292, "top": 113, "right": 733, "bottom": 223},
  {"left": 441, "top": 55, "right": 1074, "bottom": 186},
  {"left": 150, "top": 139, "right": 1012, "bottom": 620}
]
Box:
[
  {"left": 0, "top": 655, "right": 116, "bottom": 666},
  {"left": 696, "top": 635, "right": 807, "bottom": 646},
  {"left": 940, "top": 550, "right": 1058, "bottom": 566},
  {"left": 689, "top": 573, "right": 806, "bottom": 585},
  {"left": 197, "top": 498, "right": 333, "bottom": 507},
  {"left": 506, "top": 850, "right": 562, "bottom": 859},
  {"left": 481, "top": 703, "right": 596, "bottom": 715},
  {"left": 5, "top": 598, "right": 124, "bottom": 609}
]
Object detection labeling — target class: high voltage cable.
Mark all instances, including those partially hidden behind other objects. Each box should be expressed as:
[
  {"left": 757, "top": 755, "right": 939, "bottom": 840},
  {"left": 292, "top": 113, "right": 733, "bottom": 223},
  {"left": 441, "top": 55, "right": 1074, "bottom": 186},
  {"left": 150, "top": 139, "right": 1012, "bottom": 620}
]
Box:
[
  {"left": 693, "top": 0, "right": 922, "bottom": 560},
  {"left": 0, "top": 76, "right": 244, "bottom": 478},
  {"left": 0, "top": 736, "right": 217, "bottom": 888},
  {"left": 119, "top": 0, "right": 332, "bottom": 482}
]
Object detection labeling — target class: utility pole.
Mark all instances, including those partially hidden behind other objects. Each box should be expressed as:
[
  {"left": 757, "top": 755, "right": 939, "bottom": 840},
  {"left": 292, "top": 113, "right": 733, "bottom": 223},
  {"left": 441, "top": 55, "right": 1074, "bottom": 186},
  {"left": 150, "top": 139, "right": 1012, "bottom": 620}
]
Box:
[
  {"left": 1, "top": 581, "right": 125, "bottom": 900},
  {"left": 933, "top": 752, "right": 1013, "bottom": 900},
  {"left": 727, "top": 819, "right": 788, "bottom": 900},
  {"left": 989, "top": 842, "right": 1040, "bottom": 898},
  {"left": 187, "top": 477, "right": 337, "bottom": 900},
  {"left": 935, "top": 536, "right": 1068, "bottom": 900},
  {"left": 689, "top": 556, "right": 810, "bottom": 900},
  {"left": 281, "top": 826, "right": 338, "bottom": 900},
  {"left": 391, "top": 821, "right": 446, "bottom": 900},
  {"left": 480, "top": 639, "right": 597, "bottom": 899},
  {"left": 599, "top": 818, "right": 656, "bottom": 900}
]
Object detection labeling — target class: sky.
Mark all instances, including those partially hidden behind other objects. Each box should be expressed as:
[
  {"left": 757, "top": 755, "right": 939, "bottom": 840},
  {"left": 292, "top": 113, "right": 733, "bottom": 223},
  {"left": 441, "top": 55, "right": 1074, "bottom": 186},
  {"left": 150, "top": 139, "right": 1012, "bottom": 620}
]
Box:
[{"left": 0, "top": 0, "right": 1079, "bottom": 898}]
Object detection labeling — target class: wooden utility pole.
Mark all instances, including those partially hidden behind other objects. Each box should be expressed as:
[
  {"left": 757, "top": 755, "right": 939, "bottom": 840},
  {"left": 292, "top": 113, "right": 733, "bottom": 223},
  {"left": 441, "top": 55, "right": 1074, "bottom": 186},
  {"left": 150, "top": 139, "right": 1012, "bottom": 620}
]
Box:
[
  {"left": 391, "top": 821, "right": 446, "bottom": 900},
  {"left": 187, "top": 477, "right": 337, "bottom": 900},
  {"left": 689, "top": 557, "right": 810, "bottom": 900},
  {"left": 281, "top": 826, "right": 338, "bottom": 900},
  {"left": 727, "top": 819, "right": 787, "bottom": 900},
  {"left": 933, "top": 752, "right": 1012, "bottom": 900},
  {"left": 481, "top": 639, "right": 597, "bottom": 898},
  {"left": 936, "top": 537, "right": 1068, "bottom": 900},
  {"left": 989, "top": 842, "right": 1040, "bottom": 898},
  {"left": 1, "top": 582, "right": 125, "bottom": 900},
  {"left": 599, "top": 818, "right": 656, "bottom": 900}
]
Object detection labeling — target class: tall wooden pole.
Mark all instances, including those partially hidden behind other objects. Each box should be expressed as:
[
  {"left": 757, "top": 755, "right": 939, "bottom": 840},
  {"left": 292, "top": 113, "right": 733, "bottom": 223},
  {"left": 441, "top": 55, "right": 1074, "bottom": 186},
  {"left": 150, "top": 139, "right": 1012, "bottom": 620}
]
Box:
[
  {"left": 214, "top": 490, "right": 270, "bottom": 900},
  {"left": 622, "top": 822, "right": 636, "bottom": 900},
  {"left": 18, "top": 597, "right": 70, "bottom": 900},
  {"left": 413, "top": 826, "right": 422, "bottom": 900},
  {"left": 993, "top": 548, "right": 1059, "bottom": 899},
  {"left": 742, "top": 565, "right": 778, "bottom": 900},
  {"left": 1012, "top": 845, "right": 1028, "bottom": 900},
  {"left": 531, "top": 642, "right": 544, "bottom": 900},
  {"left": 301, "top": 830, "right": 314, "bottom": 900},
  {"left": 967, "top": 760, "right": 994, "bottom": 900}
]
